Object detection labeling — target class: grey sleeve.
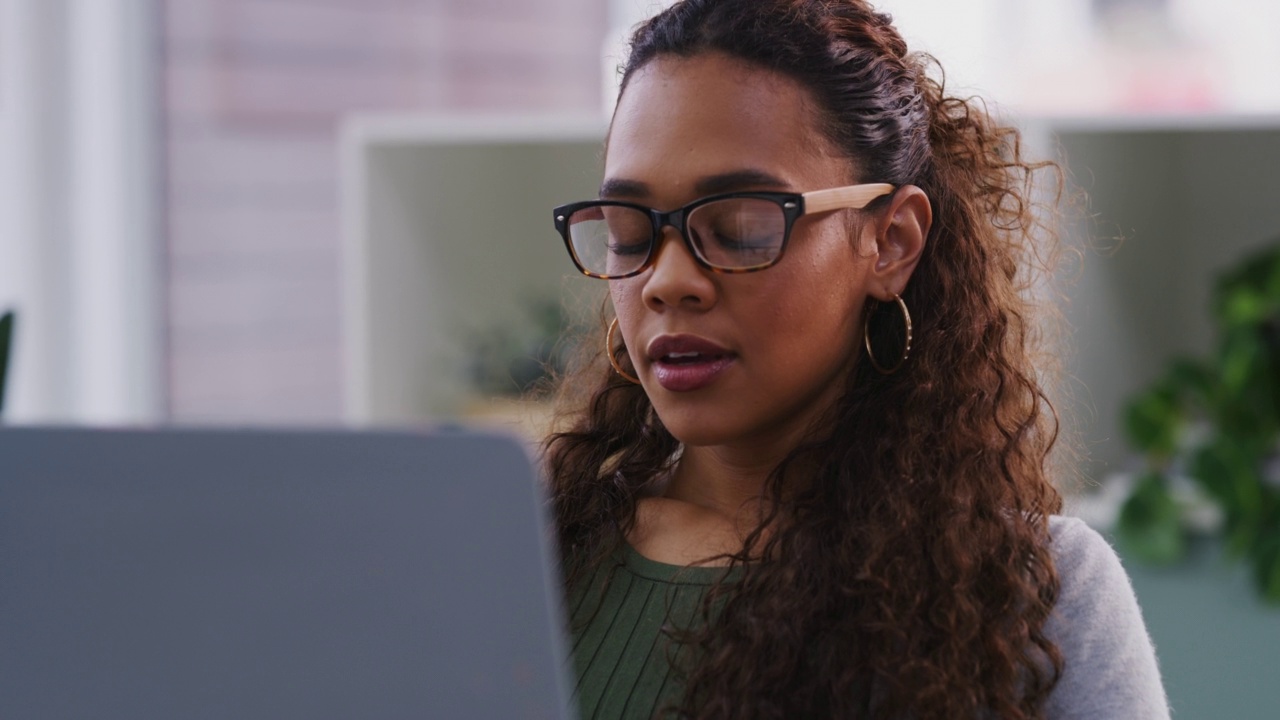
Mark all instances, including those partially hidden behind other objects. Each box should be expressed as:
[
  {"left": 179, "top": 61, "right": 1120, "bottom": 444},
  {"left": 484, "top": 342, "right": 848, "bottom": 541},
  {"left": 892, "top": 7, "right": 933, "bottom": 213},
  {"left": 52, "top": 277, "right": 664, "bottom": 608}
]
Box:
[{"left": 1041, "top": 516, "right": 1170, "bottom": 720}]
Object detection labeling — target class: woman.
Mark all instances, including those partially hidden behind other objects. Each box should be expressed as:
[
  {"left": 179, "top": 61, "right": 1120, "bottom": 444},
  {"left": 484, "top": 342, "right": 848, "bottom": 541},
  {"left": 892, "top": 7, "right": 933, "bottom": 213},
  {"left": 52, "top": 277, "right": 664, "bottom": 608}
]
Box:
[{"left": 546, "top": 1, "right": 1168, "bottom": 718}]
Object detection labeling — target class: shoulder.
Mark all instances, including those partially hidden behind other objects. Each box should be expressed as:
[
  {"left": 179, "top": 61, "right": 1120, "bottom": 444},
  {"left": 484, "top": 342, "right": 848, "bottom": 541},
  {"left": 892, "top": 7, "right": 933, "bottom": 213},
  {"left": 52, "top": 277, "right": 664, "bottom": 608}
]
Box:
[
  {"left": 1046, "top": 515, "right": 1130, "bottom": 603},
  {"left": 1041, "top": 516, "right": 1170, "bottom": 720}
]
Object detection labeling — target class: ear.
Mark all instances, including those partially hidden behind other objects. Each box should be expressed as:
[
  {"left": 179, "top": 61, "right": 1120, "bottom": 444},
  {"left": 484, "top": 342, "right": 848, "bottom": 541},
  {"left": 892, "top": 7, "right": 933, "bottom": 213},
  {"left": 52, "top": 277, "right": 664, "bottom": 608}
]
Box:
[{"left": 868, "top": 184, "right": 930, "bottom": 300}]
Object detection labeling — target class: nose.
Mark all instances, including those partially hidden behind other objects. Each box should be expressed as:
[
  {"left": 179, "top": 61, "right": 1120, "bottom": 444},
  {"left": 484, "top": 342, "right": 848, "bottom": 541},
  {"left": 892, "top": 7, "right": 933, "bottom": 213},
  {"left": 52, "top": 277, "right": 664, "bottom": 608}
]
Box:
[{"left": 641, "top": 226, "right": 717, "bottom": 311}]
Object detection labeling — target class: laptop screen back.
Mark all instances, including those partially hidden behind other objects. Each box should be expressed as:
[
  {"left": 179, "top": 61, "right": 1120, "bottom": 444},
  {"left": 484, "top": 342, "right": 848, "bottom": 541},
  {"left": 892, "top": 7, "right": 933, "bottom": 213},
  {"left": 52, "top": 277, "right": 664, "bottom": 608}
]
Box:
[{"left": 0, "top": 427, "right": 573, "bottom": 720}]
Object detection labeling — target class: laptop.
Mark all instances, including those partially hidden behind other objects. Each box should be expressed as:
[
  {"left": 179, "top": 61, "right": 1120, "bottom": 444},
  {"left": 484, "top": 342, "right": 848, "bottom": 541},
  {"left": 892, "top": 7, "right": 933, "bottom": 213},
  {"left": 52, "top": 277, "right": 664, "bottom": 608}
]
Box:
[{"left": 0, "top": 426, "right": 575, "bottom": 719}]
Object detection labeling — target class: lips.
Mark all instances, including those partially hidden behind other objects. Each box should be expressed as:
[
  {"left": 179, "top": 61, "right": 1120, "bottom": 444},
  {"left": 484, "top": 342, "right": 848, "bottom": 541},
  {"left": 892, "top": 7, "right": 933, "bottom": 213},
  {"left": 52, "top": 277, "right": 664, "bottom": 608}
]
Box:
[{"left": 646, "top": 334, "right": 736, "bottom": 392}]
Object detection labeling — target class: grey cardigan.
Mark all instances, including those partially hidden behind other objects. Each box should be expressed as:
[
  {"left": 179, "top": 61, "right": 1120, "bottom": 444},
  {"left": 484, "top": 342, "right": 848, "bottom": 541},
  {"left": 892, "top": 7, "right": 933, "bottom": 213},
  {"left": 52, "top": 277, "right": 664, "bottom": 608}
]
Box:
[{"left": 1044, "top": 515, "right": 1170, "bottom": 719}]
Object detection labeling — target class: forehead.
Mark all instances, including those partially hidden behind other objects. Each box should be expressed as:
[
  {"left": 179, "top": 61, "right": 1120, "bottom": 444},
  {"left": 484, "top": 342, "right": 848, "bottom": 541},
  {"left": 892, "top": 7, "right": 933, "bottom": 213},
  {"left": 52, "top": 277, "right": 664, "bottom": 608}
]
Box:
[{"left": 605, "top": 52, "right": 851, "bottom": 198}]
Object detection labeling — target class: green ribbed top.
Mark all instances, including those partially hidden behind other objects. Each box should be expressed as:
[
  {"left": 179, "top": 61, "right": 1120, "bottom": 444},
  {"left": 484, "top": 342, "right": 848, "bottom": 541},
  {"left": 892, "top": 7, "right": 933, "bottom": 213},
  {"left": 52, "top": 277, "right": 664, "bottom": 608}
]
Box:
[{"left": 568, "top": 547, "right": 738, "bottom": 720}]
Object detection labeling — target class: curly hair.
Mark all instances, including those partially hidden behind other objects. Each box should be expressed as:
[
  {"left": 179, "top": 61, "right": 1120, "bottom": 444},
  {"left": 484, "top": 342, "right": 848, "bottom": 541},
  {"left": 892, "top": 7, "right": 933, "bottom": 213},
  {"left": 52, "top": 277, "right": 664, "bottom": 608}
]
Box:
[{"left": 543, "top": 1, "right": 1068, "bottom": 717}]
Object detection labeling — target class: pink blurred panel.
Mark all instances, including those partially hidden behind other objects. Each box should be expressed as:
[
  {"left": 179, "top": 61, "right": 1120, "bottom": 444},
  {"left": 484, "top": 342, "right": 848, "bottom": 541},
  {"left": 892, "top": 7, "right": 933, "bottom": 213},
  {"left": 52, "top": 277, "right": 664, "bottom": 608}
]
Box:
[
  {"left": 160, "top": 0, "right": 608, "bottom": 423},
  {"left": 166, "top": 134, "right": 337, "bottom": 201},
  {"left": 169, "top": 340, "right": 343, "bottom": 422},
  {"left": 168, "top": 206, "right": 336, "bottom": 260},
  {"left": 167, "top": 267, "right": 337, "bottom": 330}
]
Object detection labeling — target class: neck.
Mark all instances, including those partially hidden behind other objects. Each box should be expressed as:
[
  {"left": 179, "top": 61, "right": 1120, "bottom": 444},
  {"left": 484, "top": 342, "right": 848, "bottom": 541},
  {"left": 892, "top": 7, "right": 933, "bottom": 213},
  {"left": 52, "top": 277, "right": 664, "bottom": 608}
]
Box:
[
  {"left": 663, "top": 442, "right": 792, "bottom": 537},
  {"left": 629, "top": 433, "right": 822, "bottom": 566}
]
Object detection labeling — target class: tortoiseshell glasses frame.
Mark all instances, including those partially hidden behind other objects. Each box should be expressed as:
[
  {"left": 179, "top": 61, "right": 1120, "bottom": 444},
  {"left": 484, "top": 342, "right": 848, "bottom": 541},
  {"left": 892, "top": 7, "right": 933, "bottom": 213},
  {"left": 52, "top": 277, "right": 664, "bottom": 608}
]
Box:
[{"left": 553, "top": 183, "right": 895, "bottom": 280}]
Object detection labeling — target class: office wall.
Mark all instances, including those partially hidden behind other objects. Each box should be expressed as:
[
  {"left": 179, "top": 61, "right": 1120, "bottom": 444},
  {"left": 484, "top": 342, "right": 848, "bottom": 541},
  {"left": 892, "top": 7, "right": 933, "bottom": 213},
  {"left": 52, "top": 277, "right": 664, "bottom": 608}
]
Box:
[{"left": 160, "top": 0, "right": 608, "bottom": 423}]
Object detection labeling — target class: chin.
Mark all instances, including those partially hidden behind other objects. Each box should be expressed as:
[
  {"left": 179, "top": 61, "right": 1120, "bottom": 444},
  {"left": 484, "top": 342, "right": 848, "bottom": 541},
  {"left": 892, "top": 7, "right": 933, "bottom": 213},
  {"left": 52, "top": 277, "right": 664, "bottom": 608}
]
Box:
[
  {"left": 652, "top": 407, "right": 748, "bottom": 448},
  {"left": 651, "top": 408, "right": 714, "bottom": 444},
  {"left": 665, "top": 427, "right": 731, "bottom": 449}
]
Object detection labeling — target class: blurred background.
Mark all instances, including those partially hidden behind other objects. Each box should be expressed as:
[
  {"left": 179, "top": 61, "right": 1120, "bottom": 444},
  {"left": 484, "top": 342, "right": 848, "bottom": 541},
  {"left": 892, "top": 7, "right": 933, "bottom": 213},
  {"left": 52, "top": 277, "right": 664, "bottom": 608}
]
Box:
[
  {"left": 0, "top": 0, "right": 610, "bottom": 427},
  {"left": 1, "top": 0, "right": 1277, "bottom": 430},
  {"left": 1, "top": 2, "right": 1279, "bottom": 714}
]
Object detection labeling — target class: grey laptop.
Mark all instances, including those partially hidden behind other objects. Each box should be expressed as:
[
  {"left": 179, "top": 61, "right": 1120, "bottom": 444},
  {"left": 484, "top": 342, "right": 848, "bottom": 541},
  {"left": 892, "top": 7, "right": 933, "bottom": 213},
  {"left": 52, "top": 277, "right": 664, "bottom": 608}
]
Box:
[{"left": 0, "top": 427, "right": 574, "bottom": 719}]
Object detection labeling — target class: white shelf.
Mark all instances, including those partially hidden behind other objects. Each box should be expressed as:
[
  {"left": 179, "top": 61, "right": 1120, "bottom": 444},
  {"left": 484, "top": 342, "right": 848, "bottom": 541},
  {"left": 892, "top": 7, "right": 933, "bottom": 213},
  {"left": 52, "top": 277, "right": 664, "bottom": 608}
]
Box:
[
  {"left": 1025, "top": 118, "right": 1280, "bottom": 476},
  {"left": 340, "top": 114, "right": 607, "bottom": 426}
]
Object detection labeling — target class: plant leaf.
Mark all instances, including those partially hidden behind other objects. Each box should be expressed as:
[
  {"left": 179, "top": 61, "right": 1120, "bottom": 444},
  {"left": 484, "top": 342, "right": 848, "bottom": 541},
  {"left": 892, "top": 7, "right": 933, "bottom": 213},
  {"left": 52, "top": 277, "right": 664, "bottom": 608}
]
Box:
[
  {"left": 1191, "top": 439, "right": 1257, "bottom": 512},
  {"left": 1167, "top": 358, "right": 1215, "bottom": 406},
  {"left": 1215, "top": 244, "right": 1280, "bottom": 326},
  {"left": 1252, "top": 529, "right": 1280, "bottom": 604},
  {"left": 1123, "top": 384, "right": 1183, "bottom": 458},
  {"left": 1117, "top": 471, "right": 1187, "bottom": 565}
]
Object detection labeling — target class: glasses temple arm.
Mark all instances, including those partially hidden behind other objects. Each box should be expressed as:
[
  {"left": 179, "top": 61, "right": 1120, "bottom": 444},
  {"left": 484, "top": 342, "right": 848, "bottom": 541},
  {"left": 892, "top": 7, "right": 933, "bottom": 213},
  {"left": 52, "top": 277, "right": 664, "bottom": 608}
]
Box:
[{"left": 801, "top": 183, "right": 895, "bottom": 214}]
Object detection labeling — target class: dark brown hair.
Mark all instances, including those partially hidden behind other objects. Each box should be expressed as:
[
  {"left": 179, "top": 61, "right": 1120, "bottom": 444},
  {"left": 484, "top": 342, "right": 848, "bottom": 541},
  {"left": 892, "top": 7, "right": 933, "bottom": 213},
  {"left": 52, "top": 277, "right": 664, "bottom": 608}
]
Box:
[{"left": 544, "top": 0, "right": 1067, "bottom": 717}]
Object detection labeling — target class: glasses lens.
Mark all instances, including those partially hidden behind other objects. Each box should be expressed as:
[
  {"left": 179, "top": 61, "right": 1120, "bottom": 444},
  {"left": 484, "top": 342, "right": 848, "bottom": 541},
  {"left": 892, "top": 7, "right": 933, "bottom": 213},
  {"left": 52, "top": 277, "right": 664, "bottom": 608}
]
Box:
[
  {"left": 566, "top": 204, "right": 652, "bottom": 277},
  {"left": 687, "top": 198, "right": 786, "bottom": 270}
]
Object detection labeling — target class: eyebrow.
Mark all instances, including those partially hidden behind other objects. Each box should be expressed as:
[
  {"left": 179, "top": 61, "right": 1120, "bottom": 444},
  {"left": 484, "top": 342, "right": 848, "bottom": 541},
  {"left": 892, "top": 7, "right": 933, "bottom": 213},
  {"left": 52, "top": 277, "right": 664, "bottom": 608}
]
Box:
[{"left": 598, "top": 169, "right": 792, "bottom": 200}]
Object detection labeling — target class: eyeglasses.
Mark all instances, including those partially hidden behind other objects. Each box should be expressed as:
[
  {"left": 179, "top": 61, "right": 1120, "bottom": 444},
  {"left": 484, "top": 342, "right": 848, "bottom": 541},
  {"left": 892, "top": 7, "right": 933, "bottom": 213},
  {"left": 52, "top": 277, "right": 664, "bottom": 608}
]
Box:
[{"left": 553, "top": 183, "right": 895, "bottom": 279}]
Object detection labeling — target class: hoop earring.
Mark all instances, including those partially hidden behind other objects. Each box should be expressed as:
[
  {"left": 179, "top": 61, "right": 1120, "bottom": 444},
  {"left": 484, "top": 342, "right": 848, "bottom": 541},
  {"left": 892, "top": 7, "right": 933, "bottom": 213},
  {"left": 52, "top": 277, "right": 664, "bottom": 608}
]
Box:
[
  {"left": 606, "top": 318, "right": 641, "bottom": 384},
  {"left": 863, "top": 293, "right": 913, "bottom": 375}
]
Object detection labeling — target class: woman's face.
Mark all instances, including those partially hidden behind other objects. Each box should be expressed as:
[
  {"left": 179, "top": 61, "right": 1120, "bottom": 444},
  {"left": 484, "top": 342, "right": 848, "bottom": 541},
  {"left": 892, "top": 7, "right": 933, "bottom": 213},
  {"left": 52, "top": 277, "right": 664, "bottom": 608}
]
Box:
[{"left": 605, "top": 52, "right": 882, "bottom": 452}]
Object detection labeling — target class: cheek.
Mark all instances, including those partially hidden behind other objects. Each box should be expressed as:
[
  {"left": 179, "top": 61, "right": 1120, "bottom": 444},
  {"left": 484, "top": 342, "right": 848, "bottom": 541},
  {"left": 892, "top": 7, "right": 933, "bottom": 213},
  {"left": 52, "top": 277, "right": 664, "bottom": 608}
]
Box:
[
  {"left": 775, "top": 228, "right": 868, "bottom": 327},
  {"left": 609, "top": 279, "right": 638, "bottom": 313},
  {"left": 746, "top": 276, "right": 863, "bottom": 371},
  {"left": 771, "top": 279, "right": 862, "bottom": 338},
  {"left": 609, "top": 280, "right": 645, "bottom": 338}
]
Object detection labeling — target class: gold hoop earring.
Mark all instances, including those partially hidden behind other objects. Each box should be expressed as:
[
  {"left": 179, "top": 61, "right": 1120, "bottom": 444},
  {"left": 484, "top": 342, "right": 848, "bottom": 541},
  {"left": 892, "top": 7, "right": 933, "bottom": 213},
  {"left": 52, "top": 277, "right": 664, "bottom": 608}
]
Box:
[
  {"left": 863, "top": 293, "right": 913, "bottom": 375},
  {"left": 606, "top": 318, "right": 641, "bottom": 384}
]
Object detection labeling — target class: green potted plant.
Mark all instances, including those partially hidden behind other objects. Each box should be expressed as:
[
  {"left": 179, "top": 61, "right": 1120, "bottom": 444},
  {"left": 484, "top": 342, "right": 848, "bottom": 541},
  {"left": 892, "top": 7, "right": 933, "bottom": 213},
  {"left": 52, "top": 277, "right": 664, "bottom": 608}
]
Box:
[
  {"left": 1119, "top": 242, "right": 1280, "bottom": 603},
  {"left": 465, "top": 298, "right": 570, "bottom": 398}
]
